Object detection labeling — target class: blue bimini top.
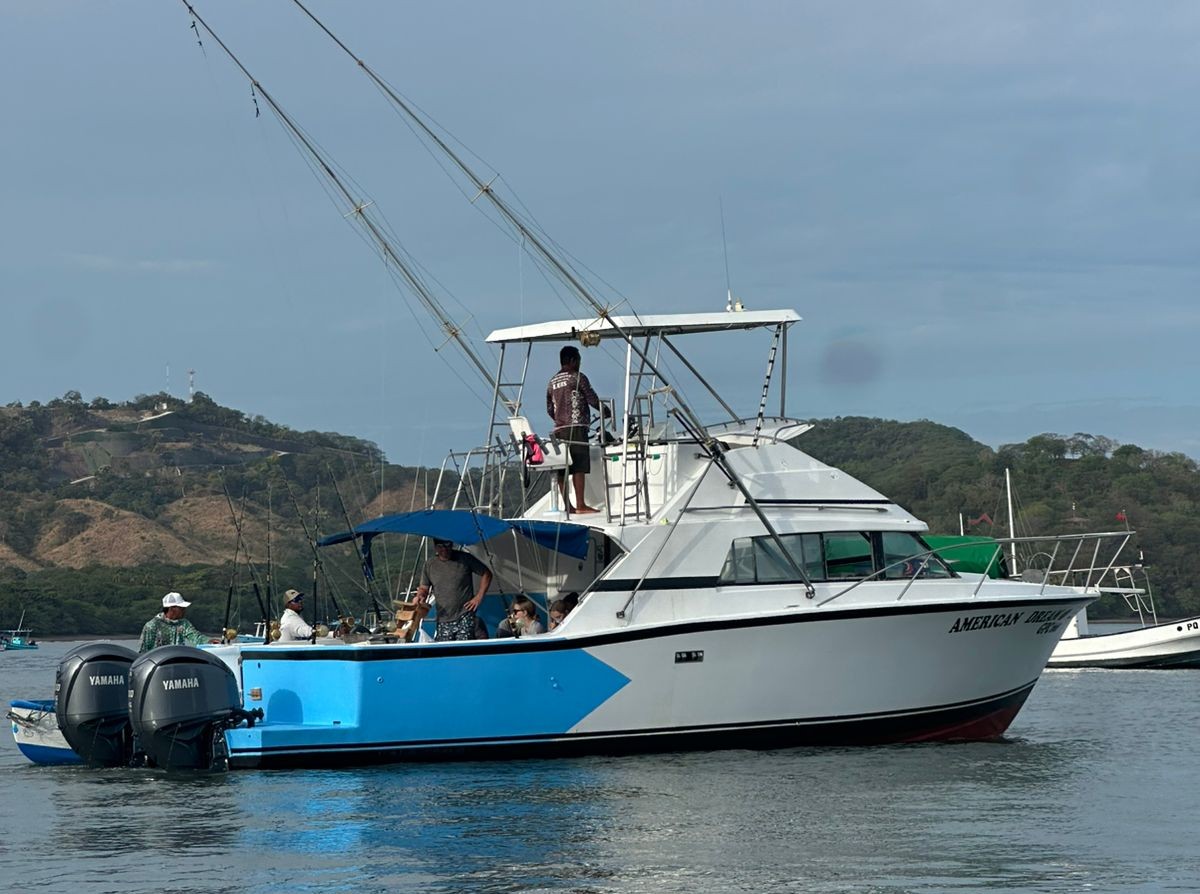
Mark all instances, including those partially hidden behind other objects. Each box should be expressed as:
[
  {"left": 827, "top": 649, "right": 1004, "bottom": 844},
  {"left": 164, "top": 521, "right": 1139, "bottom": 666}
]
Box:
[{"left": 317, "top": 508, "right": 592, "bottom": 561}]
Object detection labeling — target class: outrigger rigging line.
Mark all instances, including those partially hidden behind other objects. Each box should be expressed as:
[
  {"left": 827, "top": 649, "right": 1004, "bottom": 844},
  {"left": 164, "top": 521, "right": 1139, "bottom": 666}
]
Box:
[
  {"left": 283, "top": 0, "right": 812, "bottom": 591},
  {"left": 180, "top": 0, "right": 813, "bottom": 593},
  {"left": 178, "top": 1, "right": 509, "bottom": 409}
]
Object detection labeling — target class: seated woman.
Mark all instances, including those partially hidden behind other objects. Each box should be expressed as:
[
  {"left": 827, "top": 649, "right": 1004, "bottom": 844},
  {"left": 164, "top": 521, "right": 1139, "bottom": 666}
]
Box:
[
  {"left": 548, "top": 599, "right": 569, "bottom": 630},
  {"left": 496, "top": 596, "right": 544, "bottom": 638}
]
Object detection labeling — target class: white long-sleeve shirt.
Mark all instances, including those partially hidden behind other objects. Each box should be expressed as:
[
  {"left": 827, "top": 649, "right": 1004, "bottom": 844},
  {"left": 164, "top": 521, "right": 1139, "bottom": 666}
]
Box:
[{"left": 277, "top": 607, "right": 314, "bottom": 642}]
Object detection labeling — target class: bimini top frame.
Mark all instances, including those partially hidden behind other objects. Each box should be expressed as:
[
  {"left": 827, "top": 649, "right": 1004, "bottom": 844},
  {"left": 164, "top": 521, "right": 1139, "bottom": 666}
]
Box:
[
  {"left": 477, "top": 308, "right": 814, "bottom": 595},
  {"left": 486, "top": 309, "right": 802, "bottom": 345}
]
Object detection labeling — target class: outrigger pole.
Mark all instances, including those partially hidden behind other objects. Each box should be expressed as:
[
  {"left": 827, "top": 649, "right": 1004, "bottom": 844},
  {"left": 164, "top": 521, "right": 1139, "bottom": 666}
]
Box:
[
  {"left": 284, "top": 0, "right": 813, "bottom": 594},
  {"left": 179, "top": 2, "right": 514, "bottom": 412}
]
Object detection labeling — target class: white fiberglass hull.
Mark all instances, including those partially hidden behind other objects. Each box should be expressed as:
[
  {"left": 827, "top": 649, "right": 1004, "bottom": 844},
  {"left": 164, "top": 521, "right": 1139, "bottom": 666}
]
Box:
[
  {"left": 1049, "top": 616, "right": 1200, "bottom": 669},
  {"left": 223, "top": 590, "right": 1089, "bottom": 768},
  {"left": 8, "top": 700, "right": 80, "bottom": 766}
]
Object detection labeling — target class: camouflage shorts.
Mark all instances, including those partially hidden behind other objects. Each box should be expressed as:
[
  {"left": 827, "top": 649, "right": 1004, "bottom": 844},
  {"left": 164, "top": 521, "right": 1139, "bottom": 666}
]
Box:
[{"left": 435, "top": 613, "right": 477, "bottom": 642}]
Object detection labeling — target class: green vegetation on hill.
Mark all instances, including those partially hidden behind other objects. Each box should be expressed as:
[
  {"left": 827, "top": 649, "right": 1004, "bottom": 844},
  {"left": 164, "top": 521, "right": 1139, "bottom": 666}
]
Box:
[
  {"left": 799, "top": 418, "right": 1200, "bottom": 618},
  {"left": 0, "top": 391, "right": 424, "bottom": 636}
]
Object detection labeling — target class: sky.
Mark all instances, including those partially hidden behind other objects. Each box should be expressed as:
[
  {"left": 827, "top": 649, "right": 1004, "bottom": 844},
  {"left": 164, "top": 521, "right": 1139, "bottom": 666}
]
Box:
[{"left": 3, "top": 1, "right": 1200, "bottom": 466}]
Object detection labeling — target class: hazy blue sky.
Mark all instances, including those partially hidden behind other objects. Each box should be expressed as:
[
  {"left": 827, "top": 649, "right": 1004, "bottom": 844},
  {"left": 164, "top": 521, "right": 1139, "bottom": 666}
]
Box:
[{"left": 4, "top": 2, "right": 1199, "bottom": 465}]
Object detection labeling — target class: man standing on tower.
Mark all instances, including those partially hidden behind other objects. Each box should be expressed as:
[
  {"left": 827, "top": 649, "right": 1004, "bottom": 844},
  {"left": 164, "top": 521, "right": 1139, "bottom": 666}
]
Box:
[{"left": 546, "top": 344, "right": 600, "bottom": 515}]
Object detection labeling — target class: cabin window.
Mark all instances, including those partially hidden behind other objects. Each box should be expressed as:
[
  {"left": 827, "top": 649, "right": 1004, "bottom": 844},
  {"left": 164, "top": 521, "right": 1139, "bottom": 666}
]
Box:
[
  {"left": 822, "top": 532, "right": 874, "bottom": 580},
  {"left": 880, "top": 531, "right": 953, "bottom": 579},
  {"left": 719, "top": 538, "right": 757, "bottom": 584},
  {"left": 719, "top": 531, "right": 954, "bottom": 586},
  {"left": 717, "top": 533, "right": 821, "bottom": 584}
]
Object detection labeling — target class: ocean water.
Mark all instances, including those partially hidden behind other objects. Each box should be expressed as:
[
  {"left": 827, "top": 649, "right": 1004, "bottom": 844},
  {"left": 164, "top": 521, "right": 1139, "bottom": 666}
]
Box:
[{"left": 2, "top": 640, "right": 1197, "bottom": 894}]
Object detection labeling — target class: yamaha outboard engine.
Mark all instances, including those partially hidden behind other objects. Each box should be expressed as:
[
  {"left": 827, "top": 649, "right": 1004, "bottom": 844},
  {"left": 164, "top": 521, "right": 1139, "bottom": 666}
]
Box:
[
  {"left": 55, "top": 642, "right": 138, "bottom": 767},
  {"left": 129, "top": 646, "right": 259, "bottom": 771}
]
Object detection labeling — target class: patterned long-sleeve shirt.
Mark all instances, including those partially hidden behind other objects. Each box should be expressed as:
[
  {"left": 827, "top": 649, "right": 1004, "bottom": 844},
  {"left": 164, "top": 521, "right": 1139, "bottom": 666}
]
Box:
[
  {"left": 546, "top": 369, "right": 599, "bottom": 433},
  {"left": 138, "top": 613, "right": 209, "bottom": 653}
]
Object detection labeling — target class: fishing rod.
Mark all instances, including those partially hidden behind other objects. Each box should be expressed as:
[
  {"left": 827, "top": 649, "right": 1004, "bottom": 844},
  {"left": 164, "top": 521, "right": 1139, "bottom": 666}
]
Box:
[
  {"left": 327, "top": 466, "right": 387, "bottom": 623},
  {"left": 265, "top": 478, "right": 274, "bottom": 621},
  {"left": 309, "top": 484, "right": 320, "bottom": 645},
  {"left": 219, "top": 476, "right": 272, "bottom": 641},
  {"left": 220, "top": 491, "right": 246, "bottom": 642},
  {"left": 277, "top": 471, "right": 348, "bottom": 624}
]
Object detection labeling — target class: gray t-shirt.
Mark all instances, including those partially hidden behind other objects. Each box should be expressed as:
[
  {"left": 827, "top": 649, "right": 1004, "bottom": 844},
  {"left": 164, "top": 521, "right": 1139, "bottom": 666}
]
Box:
[{"left": 420, "top": 550, "right": 489, "bottom": 621}]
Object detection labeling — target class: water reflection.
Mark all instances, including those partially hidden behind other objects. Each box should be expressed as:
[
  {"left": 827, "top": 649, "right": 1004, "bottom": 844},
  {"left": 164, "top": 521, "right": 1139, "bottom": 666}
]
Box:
[{"left": 3, "top": 660, "right": 1200, "bottom": 893}]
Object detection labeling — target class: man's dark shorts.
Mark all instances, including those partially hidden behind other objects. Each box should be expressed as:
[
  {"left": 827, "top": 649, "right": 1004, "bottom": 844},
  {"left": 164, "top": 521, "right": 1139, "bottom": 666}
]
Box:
[{"left": 557, "top": 424, "right": 591, "bottom": 474}]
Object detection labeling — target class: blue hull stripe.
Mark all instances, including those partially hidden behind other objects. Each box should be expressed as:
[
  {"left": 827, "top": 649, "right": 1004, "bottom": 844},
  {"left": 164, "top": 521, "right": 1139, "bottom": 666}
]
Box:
[
  {"left": 230, "top": 647, "right": 632, "bottom": 758},
  {"left": 16, "top": 743, "right": 81, "bottom": 765}
]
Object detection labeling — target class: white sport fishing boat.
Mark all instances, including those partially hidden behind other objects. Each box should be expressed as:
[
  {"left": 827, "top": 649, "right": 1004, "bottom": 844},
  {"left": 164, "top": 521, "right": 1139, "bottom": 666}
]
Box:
[
  {"left": 10, "top": 5, "right": 1107, "bottom": 770},
  {"left": 17, "top": 310, "right": 1109, "bottom": 770},
  {"left": 205, "top": 309, "right": 1103, "bottom": 768}
]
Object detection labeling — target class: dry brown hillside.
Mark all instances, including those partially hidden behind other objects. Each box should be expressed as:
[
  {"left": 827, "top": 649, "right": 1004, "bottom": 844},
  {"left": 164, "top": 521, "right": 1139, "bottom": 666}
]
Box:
[{"left": 35, "top": 499, "right": 223, "bottom": 568}]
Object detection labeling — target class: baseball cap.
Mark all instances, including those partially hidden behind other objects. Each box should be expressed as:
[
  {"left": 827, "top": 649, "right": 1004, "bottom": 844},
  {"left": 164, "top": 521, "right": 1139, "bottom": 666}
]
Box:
[
  {"left": 284, "top": 589, "right": 305, "bottom": 603},
  {"left": 162, "top": 591, "right": 192, "bottom": 608}
]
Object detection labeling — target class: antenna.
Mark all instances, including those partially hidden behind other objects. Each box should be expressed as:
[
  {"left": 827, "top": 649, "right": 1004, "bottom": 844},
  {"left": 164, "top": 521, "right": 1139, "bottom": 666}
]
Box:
[
  {"left": 720, "top": 197, "right": 733, "bottom": 312},
  {"left": 719, "top": 198, "right": 744, "bottom": 312},
  {"left": 166, "top": 363, "right": 171, "bottom": 396},
  {"left": 188, "top": 369, "right": 196, "bottom": 401}
]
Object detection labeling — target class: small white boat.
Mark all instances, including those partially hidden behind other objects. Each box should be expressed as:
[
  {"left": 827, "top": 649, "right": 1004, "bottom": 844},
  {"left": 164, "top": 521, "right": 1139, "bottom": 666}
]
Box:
[
  {"left": 1048, "top": 568, "right": 1200, "bottom": 669},
  {"left": 7, "top": 700, "right": 81, "bottom": 765}
]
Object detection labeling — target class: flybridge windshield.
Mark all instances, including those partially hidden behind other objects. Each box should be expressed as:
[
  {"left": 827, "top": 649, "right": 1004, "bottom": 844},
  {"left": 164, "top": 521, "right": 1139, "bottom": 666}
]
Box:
[{"left": 718, "top": 531, "right": 955, "bottom": 585}]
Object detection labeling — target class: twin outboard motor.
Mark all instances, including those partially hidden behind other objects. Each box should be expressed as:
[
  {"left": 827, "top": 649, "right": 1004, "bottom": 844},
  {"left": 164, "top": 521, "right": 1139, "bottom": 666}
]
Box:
[
  {"left": 55, "top": 642, "right": 139, "bottom": 767},
  {"left": 128, "top": 646, "right": 260, "bottom": 771}
]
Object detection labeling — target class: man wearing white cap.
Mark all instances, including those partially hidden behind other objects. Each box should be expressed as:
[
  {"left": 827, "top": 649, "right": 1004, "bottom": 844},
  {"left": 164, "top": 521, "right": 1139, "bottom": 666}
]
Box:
[{"left": 138, "top": 591, "right": 215, "bottom": 653}]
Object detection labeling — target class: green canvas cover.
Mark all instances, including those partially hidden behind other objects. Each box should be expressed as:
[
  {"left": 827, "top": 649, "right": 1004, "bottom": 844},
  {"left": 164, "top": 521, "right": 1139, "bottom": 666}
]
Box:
[{"left": 922, "top": 535, "right": 1008, "bottom": 578}]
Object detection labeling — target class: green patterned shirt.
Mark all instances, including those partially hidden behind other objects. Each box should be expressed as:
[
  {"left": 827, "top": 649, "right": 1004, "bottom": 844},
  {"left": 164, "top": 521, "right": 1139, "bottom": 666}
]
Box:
[{"left": 138, "top": 613, "right": 208, "bottom": 653}]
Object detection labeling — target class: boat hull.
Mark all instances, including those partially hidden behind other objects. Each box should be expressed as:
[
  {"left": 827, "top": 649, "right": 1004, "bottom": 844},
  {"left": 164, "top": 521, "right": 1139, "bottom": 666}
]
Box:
[
  {"left": 225, "top": 593, "right": 1087, "bottom": 768},
  {"left": 8, "top": 700, "right": 81, "bottom": 766},
  {"left": 1048, "top": 616, "right": 1200, "bottom": 669}
]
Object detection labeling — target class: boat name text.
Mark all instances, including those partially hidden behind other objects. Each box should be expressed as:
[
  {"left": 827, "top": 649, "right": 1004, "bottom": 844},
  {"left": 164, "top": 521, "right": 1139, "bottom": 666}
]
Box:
[
  {"left": 1023, "top": 608, "right": 1074, "bottom": 635},
  {"left": 948, "top": 612, "right": 1023, "bottom": 634},
  {"left": 948, "top": 607, "right": 1074, "bottom": 635}
]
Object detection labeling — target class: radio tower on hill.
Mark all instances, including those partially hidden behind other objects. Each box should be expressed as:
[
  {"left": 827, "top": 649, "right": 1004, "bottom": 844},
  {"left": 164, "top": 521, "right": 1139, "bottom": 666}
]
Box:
[{"left": 188, "top": 369, "right": 196, "bottom": 402}]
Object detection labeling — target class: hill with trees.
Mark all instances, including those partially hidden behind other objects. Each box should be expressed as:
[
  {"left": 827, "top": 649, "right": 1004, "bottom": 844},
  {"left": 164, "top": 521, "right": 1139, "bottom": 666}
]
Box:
[
  {"left": 1, "top": 396, "right": 1197, "bottom": 635},
  {"left": 798, "top": 418, "right": 1200, "bottom": 617},
  {"left": 0, "top": 391, "right": 433, "bottom": 636}
]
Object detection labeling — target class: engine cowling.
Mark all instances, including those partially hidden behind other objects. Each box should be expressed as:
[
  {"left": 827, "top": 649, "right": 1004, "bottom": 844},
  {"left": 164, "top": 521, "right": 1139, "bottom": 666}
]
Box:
[
  {"left": 128, "top": 646, "right": 247, "bottom": 771},
  {"left": 55, "top": 642, "right": 138, "bottom": 767}
]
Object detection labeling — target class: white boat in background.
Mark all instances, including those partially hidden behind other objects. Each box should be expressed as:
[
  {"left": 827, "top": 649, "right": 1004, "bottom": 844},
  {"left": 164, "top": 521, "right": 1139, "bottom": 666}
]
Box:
[{"left": 1048, "top": 566, "right": 1200, "bottom": 669}]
